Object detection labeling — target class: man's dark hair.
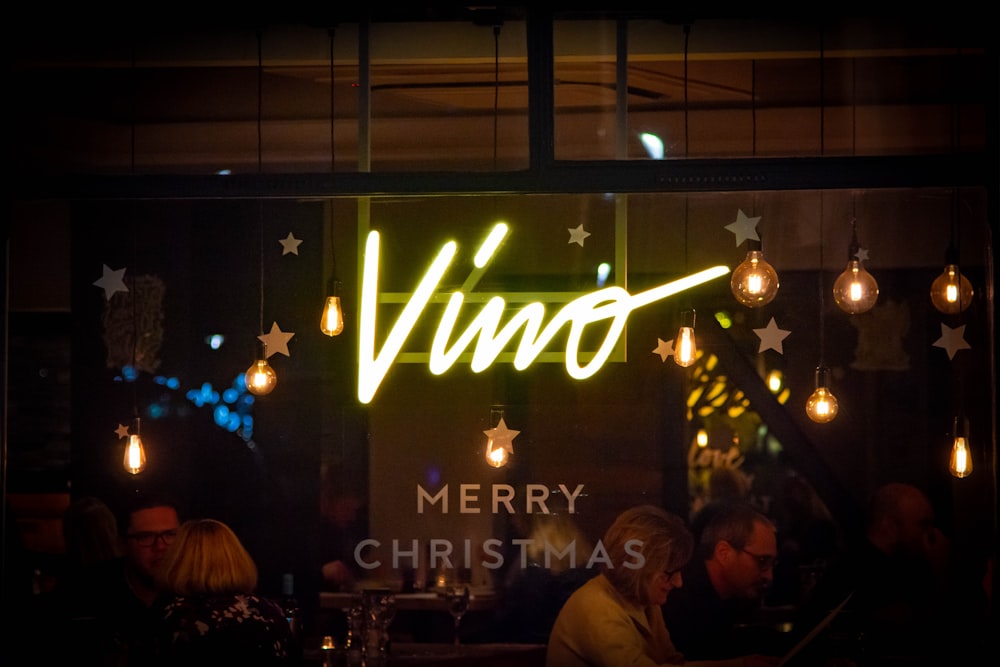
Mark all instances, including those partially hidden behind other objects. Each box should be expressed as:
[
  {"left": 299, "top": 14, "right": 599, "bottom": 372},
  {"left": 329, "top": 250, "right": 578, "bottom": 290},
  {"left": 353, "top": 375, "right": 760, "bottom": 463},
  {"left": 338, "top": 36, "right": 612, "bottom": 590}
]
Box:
[
  {"left": 696, "top": 501, "right": 774, "bottom": 559},
  {"left": 115, "top": 488, "right": 182, "bottom": 536}
]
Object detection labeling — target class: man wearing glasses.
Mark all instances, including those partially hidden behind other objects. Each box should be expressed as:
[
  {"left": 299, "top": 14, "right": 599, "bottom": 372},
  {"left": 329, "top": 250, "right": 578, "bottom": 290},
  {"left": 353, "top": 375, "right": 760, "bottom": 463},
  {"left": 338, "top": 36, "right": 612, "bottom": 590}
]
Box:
[
  {"left": 662, "top": 501, "right": 784, "bottom": 661},
  {"left": 58, "top": 490, "right": 182, "bottom": 666}
]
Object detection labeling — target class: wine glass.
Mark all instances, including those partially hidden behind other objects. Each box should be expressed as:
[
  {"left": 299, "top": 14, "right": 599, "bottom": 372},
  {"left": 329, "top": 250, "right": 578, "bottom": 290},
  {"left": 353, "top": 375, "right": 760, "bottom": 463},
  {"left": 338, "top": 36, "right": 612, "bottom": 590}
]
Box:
[{"left": 444, "top": 585, "right": 470, "bottom": 646}]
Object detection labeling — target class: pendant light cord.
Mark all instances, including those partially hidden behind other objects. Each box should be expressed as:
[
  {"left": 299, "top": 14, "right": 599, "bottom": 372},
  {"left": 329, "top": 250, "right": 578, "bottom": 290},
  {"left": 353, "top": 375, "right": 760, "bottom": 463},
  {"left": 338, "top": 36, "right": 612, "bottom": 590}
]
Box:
[
  {"left": 819, "top": 195, "right": 826, "bottom": 367},
  {"left": 257, "top": 30, "right": 265, "bottom": 337},
  {"left": 493, "top": 22, "right": 500, "bottom": 172},
  {"left": 130, "top": 41, "right": 139, "bottom": 418},
  {"left": 328, "top": 26, "right": 339, "bottom": 293}
]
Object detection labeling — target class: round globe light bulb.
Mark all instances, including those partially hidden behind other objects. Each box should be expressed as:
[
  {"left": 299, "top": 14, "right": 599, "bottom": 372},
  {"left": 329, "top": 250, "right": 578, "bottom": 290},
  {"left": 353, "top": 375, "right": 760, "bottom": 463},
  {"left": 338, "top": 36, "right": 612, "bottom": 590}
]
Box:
[
  {"left": 833, "top": 260, "right": 879, "bottom": 314},
  {"left": 730, "top": 250, "right": 779, "bottom": 307},
  {"left": 245, "top": 358, "right": 277, "bottom": 395},
  {"left": 805, "top": 367, "right": 838, "bottom": 423},
  {"left": 929, "top": 264, "right": 973, "bottom": 314}
]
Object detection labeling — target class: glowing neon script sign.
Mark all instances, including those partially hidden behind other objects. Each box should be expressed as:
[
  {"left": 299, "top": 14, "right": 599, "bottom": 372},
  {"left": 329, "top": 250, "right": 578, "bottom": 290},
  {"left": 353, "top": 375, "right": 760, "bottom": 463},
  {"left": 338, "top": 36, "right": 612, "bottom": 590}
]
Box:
[{"left": 358, "top": 229, "right": 730, "bottom": 403}]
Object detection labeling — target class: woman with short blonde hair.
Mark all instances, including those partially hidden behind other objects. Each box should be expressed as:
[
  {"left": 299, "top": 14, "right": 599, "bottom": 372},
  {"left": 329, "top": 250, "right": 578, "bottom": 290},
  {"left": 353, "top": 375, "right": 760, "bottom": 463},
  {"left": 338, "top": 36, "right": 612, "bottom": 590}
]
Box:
[
  {"left": 156, "top": 519, "right": 258, "bottom": 595},
  {"left": 148, "top": 519, "right": 291, "bottom": 666},
  {"left": 547, "top": 505, "right": 762, "bottom": 667}
]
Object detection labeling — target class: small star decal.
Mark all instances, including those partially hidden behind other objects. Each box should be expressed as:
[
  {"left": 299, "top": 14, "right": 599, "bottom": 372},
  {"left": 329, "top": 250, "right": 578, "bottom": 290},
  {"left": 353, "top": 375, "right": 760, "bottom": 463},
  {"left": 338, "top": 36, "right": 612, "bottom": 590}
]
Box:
[
  {"left": 653, "top": 337, "right": 675, "bottom": 362},
  {"left": 258, "top": 322, "right": 295, "bottom": 357},
  {"left": 114, "top": 423, "right": 131, "bottom": 439},
  {"left": 93, "top": 264, "right": 129, "bottom": 300},
  {"left": 753, "top": 317, "right": 792, "bottom": 354},
  {"left": 724, "top": 209, "right": 762, "bottom": 246},
  {"left": 568, "top": 224, "right": 591, "bottom": 247},
  {"left": 855, "top": 247, "right": 870, "bottom": 262},
  {"left": 484, "top": 417, "right": 520, "bottom": 457},
  {"left": 279, "top": 232, "right": 303, "bottom": 255},
  {"left": 932, "top": 323, "right": 970, "bottom": 360}
]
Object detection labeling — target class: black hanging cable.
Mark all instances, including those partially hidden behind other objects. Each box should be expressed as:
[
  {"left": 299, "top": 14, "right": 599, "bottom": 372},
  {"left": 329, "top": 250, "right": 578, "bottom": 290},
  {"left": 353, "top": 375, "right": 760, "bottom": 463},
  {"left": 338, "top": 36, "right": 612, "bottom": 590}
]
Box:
[
  {"left": 493, "top": 22, "right": 500, "bottom": 172},
  {"left": 683, "top": 22, "right": 690, "bottom": 158},
  {"left": 818, "top": 195, "right": 826, "bottom": 367},
  {"left": 327, "top": 26, "right": 339, "bottom": 297},
  {"left": 256, "top": 30, "right": 265, "bottom": 340}
]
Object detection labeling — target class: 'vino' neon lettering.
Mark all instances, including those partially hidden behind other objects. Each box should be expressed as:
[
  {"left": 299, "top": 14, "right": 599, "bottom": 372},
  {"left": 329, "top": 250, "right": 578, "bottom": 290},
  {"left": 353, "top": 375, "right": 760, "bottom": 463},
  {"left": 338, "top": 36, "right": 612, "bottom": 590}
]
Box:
[{"left": 358, "top": 229, "right": 729, "bottom": 403}]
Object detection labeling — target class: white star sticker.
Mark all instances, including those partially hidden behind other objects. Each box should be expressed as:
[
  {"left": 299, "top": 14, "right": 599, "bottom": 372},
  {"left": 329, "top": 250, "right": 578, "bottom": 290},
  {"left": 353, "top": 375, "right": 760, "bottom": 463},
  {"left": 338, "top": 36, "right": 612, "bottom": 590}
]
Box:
[
  {"left": 114, "top": 423, "right": 131, "bottom": 440},
  {"left": 484, "top": 417, "right": 520, "bottom": 455},
  {"left": 724, "top": 209, "right": 762, "bottom": 246},
  {"left": 568, "top": 224, "right": 591, "bottom": 247},
  {"left": 93, "top": 264, "right": 129, "bottom": 300},
  {"left": 653, "top": 337, "right": 675, "bottom": 362},
  {"left": 279, "top": 232, "right": 303, "bottom": 255},
  {"left": 932, "top": 323, "right": 970, "bottom": 360},
  {"left": 753, "top": 317, "right": 792, "bottom": 354},
  {"left": 258, "top": 322, "right": 295, "bottom": 357},
  {"left": 855, "top": 247, "right": 870, "bottom": 261}
]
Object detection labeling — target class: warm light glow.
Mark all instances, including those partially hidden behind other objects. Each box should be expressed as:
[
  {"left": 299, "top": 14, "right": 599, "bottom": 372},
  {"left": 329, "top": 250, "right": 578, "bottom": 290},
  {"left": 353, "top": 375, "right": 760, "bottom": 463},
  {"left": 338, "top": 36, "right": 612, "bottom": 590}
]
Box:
[
  {"left": 674, "top": 326, "right": 697, "bottom": 367},
  {"left": 833, "top": 260, "right": 879, "bottom": 314},
  {"left": 696, "top": 428, "right": 708, "bottom": 448},
  {"left": 949, "top": 437, "right": 972, "bottom": 478},
  {"left": 320, "top": 295, "right": 345, "bottom": 336},
  {"left": 486, "top": 438, "right": 510, "bottom": 468},
  {"left": 806, "top": 367, "right": 838, "bottom": 423},
  {"left": 356, "top": 229, "right": 730, "bottom": 404},
  {"left": 124, "top": 420, "right": 147, "bottom": 475},
  {"left": 766, "top": 370, "right": 783, "bottom": 393},
  {"left": 930, "top": 264, "right": 973, "bottom": 314},
  {"left": 730, "top": 250, "right": 779, "bottom": 307},
  {"left": 245, "top": 358, "right": 277, "bottom": 395}
]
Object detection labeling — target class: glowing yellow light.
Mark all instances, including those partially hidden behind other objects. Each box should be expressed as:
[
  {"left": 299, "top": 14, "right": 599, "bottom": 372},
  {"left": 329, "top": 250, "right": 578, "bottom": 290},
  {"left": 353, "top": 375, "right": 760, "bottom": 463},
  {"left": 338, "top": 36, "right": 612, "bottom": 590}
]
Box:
[
  {"left": 930, "top": 264, "right": 973, "bottom": 314},
  {"left": 320, "top": 296, "right": 345, "bottom": 336},
  {"left": 766, "top": 370, "right": 783, "bottom": 393},
  {"left": 674, "top": 326, "right": 697, "bottom": 367},
  {"left": 948, "top": 417, "right": 973, "bottom": 478},
  {"left": 474, "top": 222, "right": 509, "bottom": 268},
  {"left": 730, "top": 250, "right": 779, "bottom": 307},
  {"left": 245, "top": 358, "right": 277, "bottom": 396},
  {"left": 833, "top": 260, "right": 879, "bottom": 314},
  {"left": 696, "top": 429, "right": 708, "bottom": 447},
  {"left": 124, "top": 434, "right": 146, "bottom": 474},
  {"left": 356, "top": 230, "right": 729, "bottom": 403},
  {"left": 486, "top": 439, "right": 510, "bottom": 468}
]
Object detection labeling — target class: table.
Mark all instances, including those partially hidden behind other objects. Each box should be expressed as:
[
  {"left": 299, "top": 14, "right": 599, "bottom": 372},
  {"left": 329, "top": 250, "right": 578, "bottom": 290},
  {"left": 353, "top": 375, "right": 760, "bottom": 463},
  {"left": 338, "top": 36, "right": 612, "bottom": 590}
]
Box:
[
  {"left": 320, "top": 590, "right": 498, "bottom": 613},
  {"left": 305, "top": 642, "right": 546, "bottom": 666}
]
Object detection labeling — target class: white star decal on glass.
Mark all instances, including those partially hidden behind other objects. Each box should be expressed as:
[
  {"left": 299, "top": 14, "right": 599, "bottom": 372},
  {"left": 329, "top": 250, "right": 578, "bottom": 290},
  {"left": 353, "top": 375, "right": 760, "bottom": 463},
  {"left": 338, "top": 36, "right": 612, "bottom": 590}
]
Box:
[
  {"left": 855, "top": 247, "right": 870, "bottom": 261},
  {"left": 932, "top": 323, "right": 970, "bottom": 360},
  {"left": 258, "top": 322, "right": 295, "bottom": 357},
  {"left": 653, "top": 337, "right": 675, "bottom": 362},
  {"left": 93, "top": 264, "right": 129, "bottom": 300},
  {"left": 567, "top": 224, "right": 591, "bottom": 247},
  {"left": 114, "top": 423, "right": 130, "bottom": 439},
  {"left": 724, "top": 209, "right": 762, "bottom": 246},
  {"left": 753, "top": 317, "right": 792, "bottom": 354},
  {"left": 279, "top": 232, "right": 303, "bottom": 255},
  {"left": 484, "top": 417, "right": 520, "bottom": 455}
]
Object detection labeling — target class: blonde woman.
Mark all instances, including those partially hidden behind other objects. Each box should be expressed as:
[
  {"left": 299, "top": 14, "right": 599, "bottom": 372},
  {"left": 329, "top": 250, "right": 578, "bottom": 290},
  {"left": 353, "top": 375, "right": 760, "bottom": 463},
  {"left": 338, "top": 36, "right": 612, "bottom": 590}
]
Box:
[
  {"left": 546, "top": 505, "right": 778, "bottom": 667},
  {"left": 148, "top": 518, "right": 291, "bottom": 665}
]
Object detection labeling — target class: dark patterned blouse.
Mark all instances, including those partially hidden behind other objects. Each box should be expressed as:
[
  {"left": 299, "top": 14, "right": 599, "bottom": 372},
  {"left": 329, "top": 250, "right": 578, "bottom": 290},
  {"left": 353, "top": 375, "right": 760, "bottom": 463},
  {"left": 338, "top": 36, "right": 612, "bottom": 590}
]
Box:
[{"left": 149, "top": 593, "right": 292, "bottom": 665}]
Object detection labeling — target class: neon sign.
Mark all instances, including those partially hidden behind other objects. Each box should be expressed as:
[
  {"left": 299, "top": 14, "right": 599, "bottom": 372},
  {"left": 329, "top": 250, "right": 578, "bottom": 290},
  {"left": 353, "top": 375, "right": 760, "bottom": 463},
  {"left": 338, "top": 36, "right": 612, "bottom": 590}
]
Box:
[{"left": 358, "top": 226, "right": 730, "bottom": 403}]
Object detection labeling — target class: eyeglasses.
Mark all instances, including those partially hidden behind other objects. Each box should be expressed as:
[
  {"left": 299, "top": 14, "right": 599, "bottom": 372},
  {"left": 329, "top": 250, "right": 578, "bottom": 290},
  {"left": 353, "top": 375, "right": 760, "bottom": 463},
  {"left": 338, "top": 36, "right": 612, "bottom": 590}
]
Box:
[
  {"left": 126, "top": 529, "right": 178, "bottom": 547},
  {"left": 738, "top": 547, "right": 777, "bottom": 571}
]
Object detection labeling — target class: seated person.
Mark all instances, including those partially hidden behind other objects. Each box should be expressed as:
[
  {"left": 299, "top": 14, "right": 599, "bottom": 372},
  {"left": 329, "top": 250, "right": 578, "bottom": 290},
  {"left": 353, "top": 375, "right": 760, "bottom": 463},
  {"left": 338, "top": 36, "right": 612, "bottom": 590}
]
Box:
[
  {"left": 792, "top": 482, "right": 992, "bottom": 665},
  {"left": 662, "top": 501, "right": 786, "bottom": 661},
  {"left": 546, "top": 504, "right": 777, "bottom": 667},
  {"left": 147, "top": 518, "right": 292, "bottom": 666}
]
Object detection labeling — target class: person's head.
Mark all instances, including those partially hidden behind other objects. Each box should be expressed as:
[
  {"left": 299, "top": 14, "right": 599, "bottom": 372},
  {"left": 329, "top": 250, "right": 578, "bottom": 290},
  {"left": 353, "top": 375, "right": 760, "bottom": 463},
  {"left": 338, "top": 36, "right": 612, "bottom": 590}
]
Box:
[
  {"left": 156, "top": 518, "right": 258, "bottom": 596},
  {"left": 601, "top": 505, "right": 693, "bottom": 607},
  {"left": 62, "top": 495, "right": 121, "bottom": 568},
  {"left": 866, "top": 482, "right": 935, "bottom": 557},
  {"left": 117, "top": 491, "right": 182, "bottom": 590},
  {"left": 700, "top": 501, "right": 777, "bottom": 600}
]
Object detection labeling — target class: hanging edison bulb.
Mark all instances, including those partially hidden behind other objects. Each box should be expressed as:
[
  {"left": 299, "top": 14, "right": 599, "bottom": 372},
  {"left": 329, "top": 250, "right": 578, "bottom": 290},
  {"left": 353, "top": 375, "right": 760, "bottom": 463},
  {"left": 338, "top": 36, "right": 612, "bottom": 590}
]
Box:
[
  {"left": 930, "top": 261, "right": 974, "bottom": 314},
  {"left": 245, "top": 341, "right": 277, "bottom": 395},
  {"left": 805, "top": 367, "right": 839, "bottom": 423},
  {"left": 832, "top": 224, "right": 878, "bottom": 314},
  {"left": 124, "top": 417, "right": 147, "bottom": 475},
  {"left": 948, "top": 417, "right": 973, "bottom": 478},
  {"left": 674, "top": 309, "right": 698, "bottom": 368},
  {"left": 731, "top": 243, "right": 779, "bottom": 307},
  {"left": 483, "top": 412, "right": 518, "bottom": 469},
  {"left": 320, "top": 295, "right": 345, "bottom": 336}
]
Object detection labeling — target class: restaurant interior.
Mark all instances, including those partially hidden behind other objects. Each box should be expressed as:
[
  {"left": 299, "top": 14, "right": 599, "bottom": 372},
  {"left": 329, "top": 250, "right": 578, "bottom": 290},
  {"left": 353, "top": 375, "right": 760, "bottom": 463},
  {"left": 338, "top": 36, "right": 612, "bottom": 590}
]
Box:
[{"left": 5, "top": 7, "right": 998, "bottom": 663}]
